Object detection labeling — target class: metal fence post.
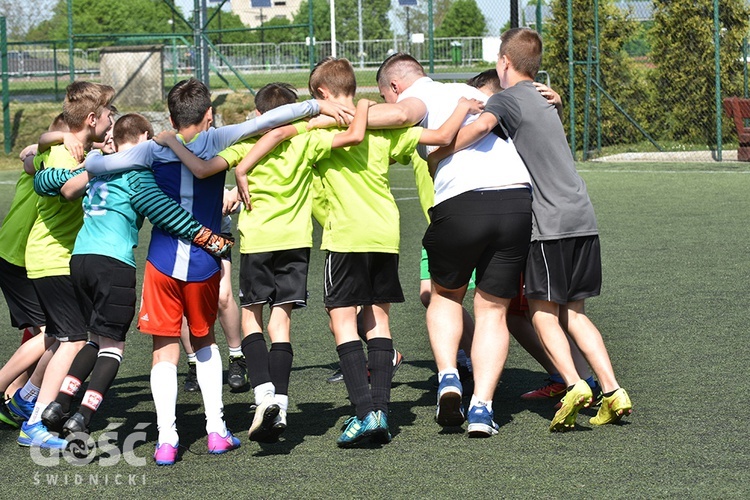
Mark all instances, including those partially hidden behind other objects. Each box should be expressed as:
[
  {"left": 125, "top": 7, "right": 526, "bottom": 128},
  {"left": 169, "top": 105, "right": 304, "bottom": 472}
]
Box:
[
  {"left": 428, "top": 0, "right": 434, "bottom": 73},
  {"left": 714, "top": 0, "right": 721, "bottom": 161},
  {"left": 67, "top": 0, "right": 75, "bottom": 82},
  {"left": 1, "top": 17, "right": 10, "bottom": 153},
  {"left": 567, "top": 0, "right": 576, "bottom": 157}
]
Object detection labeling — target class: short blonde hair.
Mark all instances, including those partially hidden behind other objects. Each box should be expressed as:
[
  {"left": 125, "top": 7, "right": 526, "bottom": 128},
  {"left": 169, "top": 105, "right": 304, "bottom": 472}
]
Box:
[{"left": 63, "top": 81, "right": 115, "bottom": 130}]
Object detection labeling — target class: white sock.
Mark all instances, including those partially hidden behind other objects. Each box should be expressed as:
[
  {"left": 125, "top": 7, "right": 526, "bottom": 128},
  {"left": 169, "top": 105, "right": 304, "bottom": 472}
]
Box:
[
  {"left": 469, "top": 394, "right": 491, "bottom": 409},
  {"left": 27, "top": 401, "right": 46, "bottom": 425},
  {"left": 195, "top": 344, "right": 226, "bottom": 436},
  {"left": 150, "top": 362, "right": 179, "bottom": 446},
  {"left": 186, "top": 352, "right": 197, "bottom": 364},
  {"left": 275, "top": 394, "right": 289, "bottom": 413},
  {"left": 253, "top": 382, "right": 275, "bottom": 406},
  {"left": 438, "top": 368, "right": 460, "bottom": 383},
  {"left": 228, "top": 346, "right": 242, "bottom": 358},
  {"left": 19, "top": 380, "right": 40, "bottom": 402}
]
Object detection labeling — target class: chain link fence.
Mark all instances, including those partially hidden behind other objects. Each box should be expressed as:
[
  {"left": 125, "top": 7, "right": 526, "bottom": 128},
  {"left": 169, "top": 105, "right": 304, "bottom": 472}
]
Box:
[{"left": 2, "top": 0, "right": 749, "bottom": 162}]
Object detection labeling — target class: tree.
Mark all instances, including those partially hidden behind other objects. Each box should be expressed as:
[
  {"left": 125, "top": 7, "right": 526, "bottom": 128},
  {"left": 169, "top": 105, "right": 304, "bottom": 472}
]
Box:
[
  {"left": 26, "top": 0, "right": 177, "bottom": 43},
  {"left": 292, "top": 0, "right": 392, "bottom": 42},
  {"left": 543, "top": 0, "right": 647, "bottom": 152},
  {"left": 0, "top": 0, "right": 56, "bottom": 40},
  {"left": 650, "top": 0, "right": 750, "bottom": 144},
  {"left": 198, "top": 7, "right": 250, "bottom": 45},
  {"left": 434, "top": 0, "right": 487, "bottom": 38},
  {"left": 392, "top": 0, "right": 452, "bottom": 37}
]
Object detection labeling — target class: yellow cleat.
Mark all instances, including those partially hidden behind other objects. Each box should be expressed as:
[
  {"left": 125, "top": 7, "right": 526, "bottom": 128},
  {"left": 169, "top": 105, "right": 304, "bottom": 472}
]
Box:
[
  {"left": 549, "top": 380, "right": 592, "bottom": 432},
  {"left": 590, "top": 387, "right": 632, "bottom": 425}
]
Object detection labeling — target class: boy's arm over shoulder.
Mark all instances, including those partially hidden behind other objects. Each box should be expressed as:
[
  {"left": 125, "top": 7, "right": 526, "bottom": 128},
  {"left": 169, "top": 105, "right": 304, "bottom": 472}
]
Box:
[
  {"left": 33, "top": 165, "right": 86, "bottom": 198},
  {"left": 85, "top": 141, "right": 155, "bottom": 177},
  {"left": 127, "top": 170, "right": 233, "bottom": 258},
  {"left": 154, "top": 130, "right": 229, "bottom": 179},
  {"left": 367, "top": 97, "right": 427, "bottom": 129},
  {"left": 484, "top": 91, "right": 523, "bottom": 139},
  {"left": 330, "top": 98, "right": 373, "bottom": 148}
]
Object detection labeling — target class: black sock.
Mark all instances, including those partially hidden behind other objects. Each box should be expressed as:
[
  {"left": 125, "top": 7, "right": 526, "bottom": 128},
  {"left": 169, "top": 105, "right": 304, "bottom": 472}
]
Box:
[
  {"left": 337, "top": 340, "right": 372, "bottom": 420},
  {"left": 367, "top": 337, "right": 393, "bottom": 413},
  {"left": 603, "top": 389, "right": 618, "bottom": 398},
  {"left": 269, "top": 342, "right": 293, "bottom": 397},
  {"left": 241, "top": 333, "right": 271, "bottom": 388},
  {"left": 56, "top": 340, "right": 99, "bottom": 413},
  {"left": 78, "top": 351, "right": 122, "bottom": 426}
]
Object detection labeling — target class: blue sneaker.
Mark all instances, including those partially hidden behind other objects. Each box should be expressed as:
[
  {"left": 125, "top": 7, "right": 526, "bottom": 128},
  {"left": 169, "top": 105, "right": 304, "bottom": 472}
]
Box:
[
  {"left": 436, "top": 373, "right": 464, "bottom": 427},
  {"left": 466, "top": 404, "right": 499, "bottom": 437},
  {"left": 17, "top": 421, "right": 67, "bottom": 449},
  {"left": 371, "top": 410, "right": 392, "bottom": 444},
  {"left": 336, "top": 411, "right": 379, "bottom": 448},
  {"left": 7, "top": 390, "right": 34, "bottom": 423}
]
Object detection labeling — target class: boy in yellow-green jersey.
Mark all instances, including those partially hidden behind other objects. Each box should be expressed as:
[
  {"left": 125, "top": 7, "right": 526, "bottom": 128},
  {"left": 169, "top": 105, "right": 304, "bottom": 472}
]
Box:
[
  {"left": 234, "top": 58, "right": 482, "bottom": 447},
  {"left": 157, "top": 82, "right": 368, "bottom": 444}
]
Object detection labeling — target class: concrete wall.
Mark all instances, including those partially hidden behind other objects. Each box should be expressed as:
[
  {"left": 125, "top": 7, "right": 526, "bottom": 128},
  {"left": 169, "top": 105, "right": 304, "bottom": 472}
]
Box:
[{"left": 100, "top": 45, "right": 164, "bottom": 108}]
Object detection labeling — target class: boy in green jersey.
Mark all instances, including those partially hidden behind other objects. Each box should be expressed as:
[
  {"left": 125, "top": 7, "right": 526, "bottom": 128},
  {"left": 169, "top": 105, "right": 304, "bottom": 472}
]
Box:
[{"left": 232, "top": 58, "right": 482, "bottom": 447}]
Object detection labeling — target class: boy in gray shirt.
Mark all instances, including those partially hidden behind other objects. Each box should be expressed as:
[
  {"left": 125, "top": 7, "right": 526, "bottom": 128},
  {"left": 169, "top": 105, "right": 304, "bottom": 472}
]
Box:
[{"left": 429, "top": 27, "right": 632, "bottom": 432}]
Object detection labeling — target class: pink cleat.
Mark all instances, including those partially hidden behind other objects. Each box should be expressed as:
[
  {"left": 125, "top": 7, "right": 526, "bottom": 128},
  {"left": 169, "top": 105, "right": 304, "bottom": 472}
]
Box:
[
  {"left": 207, "top": 430, "right": 241, "bottom": 454},
  {"left": 154, "top": 442, "right": 179, "bottom": 466}
]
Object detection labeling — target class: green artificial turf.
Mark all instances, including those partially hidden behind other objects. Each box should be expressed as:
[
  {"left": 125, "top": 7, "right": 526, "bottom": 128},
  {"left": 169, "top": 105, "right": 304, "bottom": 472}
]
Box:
[{"left": 0, "top": 163, "right": 748, "bottom": 497}]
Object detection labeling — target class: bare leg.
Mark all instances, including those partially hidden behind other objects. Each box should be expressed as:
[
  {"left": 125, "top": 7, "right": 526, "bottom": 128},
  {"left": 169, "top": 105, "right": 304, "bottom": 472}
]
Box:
[
  {"left": 528, "top": 299, "right": 581, "bottom": 386},
  {"left": 217, "top": 259, "right": 241, "bottom": 350},
  {"left": 471, "top": 289, "right": 511, "bottom": 401},
  {"left": 426, "top": 281, "right": 467, "bottom": 373},
  {"left": 0, "top": 332, "right": 46, "bottom": 395}
]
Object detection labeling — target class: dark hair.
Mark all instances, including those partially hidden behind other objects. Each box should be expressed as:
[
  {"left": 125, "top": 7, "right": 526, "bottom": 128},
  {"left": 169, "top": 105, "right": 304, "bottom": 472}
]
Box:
[
  {"left": 466, "top": 69, "right": 502, "bottom": 94},
  {"left": 254, "top": 82, "right": 297, "bottom": 114},
  {"left": 309, "top": 57, "right": 357, "bottom": 99},
  {"left": 112, "top": 113, "right": 154, "bottom": 148},
  {"left": 376, "top": 52, "right": 424, "bottom": 88},
  {"left": 167, "top": 78, "right": 212, "bottom": 129},
  {"left": 500, "top": 28, "right": 542, "bottom": 78}
]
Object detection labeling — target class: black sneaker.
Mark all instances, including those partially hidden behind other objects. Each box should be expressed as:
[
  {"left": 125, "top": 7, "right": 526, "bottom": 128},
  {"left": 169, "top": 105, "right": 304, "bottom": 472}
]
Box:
[
  {"left": 0, "top": 400, "right": 20, "bottom": 429},
  {"left": 62, "top": 412, "right": 89, "bottom": 437},
  {"left": 227, "top": 355, "right": 248, "bottom": 390},
  {"left": 184, "top": 362, "right": 199, "bottom": 393},
  {"left": 326, "top": 368, "right": 344, "bottom": 384},
  {"left": 41, "top": 401, "right": 70, "bottom": 434}
]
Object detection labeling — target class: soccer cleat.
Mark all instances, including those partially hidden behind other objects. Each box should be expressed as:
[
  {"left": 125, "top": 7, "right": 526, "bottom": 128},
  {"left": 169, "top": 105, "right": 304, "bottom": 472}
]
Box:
[
  {"left": 336, "top": 411, "right": 379, "bottom": 448},
  {"left": 326, "top": 368, "right": 344, "bottom": 383},
  {"left": 466, "top": 404, "right": 500, "bottom": 438},
  {"left": 41, "top": 401, "right": 70, "bottom": 434},
  {"left": 7, "top": 389, "right": 34, "bottom": 422},
  {"left": 521, "top": 379, "right": 567, "bottom": 400},
  {"left": 371, "top": 410, "right": 392, "bottom": 444},
  {"left": 436, "top": 373, "right": 465, "bottom": 427},
  {"left": 248, "top": 395, "right": 280, "bottom": 443},
  {"left": 227, "top": 355, "right": 248, "bottom": 390},
  {"left": 267, "top": 410, "right": 288, "bottom": 442},
  {"left": 184, "top": 362, "right": 199, "bottom": 393},
  {"left": 61, "top": 412, "right": 88, "bottom": 437},
  {"left": 207, "top": 430, "right": 241, "bottom": 454},
  {"left": 590, "top": 388, "right": 632, "bottom": 425},
  {"left": 17, "top": 421, "right": 67, "bottom": 449},
  {"left": 0, "top": 401, "right": 20, "bottom": 428},
  {"left": 154, "top": 442, "right": 179, "bottom": 466},
  {"left": 549, "top": 380, "right": 593, "bottom": 432},
  {"left": 555, "top": 382, "right": 603, "bottom": 410}
]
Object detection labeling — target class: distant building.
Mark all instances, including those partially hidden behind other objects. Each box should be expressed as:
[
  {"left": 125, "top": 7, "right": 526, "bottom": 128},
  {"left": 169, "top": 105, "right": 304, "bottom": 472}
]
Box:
[
  {"left": 523, "top": 1, "right": 654, "bottom": 26},
  {"left": 231, "top": 0, "right": 303, "bottom": 28}
]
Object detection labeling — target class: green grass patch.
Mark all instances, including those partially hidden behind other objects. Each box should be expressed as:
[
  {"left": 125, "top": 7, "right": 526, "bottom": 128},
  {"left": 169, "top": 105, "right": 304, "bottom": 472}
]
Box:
[{"left": 0, "top": 164, "right": 748, "bottom": 495}]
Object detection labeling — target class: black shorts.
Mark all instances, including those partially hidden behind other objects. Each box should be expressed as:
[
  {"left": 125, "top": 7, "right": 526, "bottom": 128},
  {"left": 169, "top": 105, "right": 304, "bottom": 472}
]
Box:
[
  {"left": 239, "top": 248, "right": 310, "bottom": 308},
  {"left": 323, "top": 252, "right": 404, "bottom": 308},
  {"left": 220, "top": 215, "right": 233, "bottom": 263},
  {"left": 71, "top": 254, "right": 137, "bottom": 342},
  {"left": 32, "top": 275, "right": 88, "bottom": 342},
  {"left": 422, "top": 188, "right": 532, "bottom": 297},
  {"left": 0, "top": 257, "right": 45, "bottom": 329},
  {"left": 524, "top": 235, "right": 602, "bottom": 304}
]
